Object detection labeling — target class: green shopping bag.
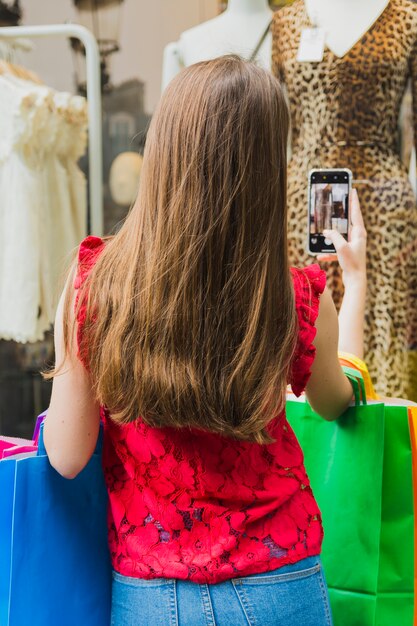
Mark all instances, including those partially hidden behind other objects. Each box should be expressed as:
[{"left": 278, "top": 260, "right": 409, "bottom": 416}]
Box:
[{"left": 286, "top": 382, "right": 414, "bottom": 626}]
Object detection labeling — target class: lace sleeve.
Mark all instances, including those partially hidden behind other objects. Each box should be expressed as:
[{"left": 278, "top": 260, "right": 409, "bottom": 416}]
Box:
[{"left": 289, "top": 265, "right": 326, "bottom": 396}]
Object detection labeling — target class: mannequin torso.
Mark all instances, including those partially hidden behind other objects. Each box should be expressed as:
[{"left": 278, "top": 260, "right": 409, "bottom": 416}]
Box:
[
  {"left": 271, "top": 0, "right": 417, "bottom": 400},
  {"left": 162, "top": 0, "right": 272, "bottom": 91},
  {"left": 304, "top": 0, "right": 390, "bottom": 58}
]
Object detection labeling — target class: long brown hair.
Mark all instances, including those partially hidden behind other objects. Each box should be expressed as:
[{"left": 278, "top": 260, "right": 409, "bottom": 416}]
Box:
[{"left": 64, "top": 56, "right": 296, "bottom": 444}]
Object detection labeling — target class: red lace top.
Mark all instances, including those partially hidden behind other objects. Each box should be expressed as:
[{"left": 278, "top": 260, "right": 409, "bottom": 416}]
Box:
[{"left": 74, "top": 236, "right": 326, "bottom": 584}]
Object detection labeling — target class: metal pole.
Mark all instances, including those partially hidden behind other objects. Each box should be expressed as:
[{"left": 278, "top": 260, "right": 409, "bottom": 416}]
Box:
[{"left": 0, "top": 24, "right": 103, "bottom": 235}]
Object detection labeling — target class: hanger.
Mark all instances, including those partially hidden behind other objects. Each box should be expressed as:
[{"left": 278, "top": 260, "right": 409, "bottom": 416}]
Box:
[{"left": 0, "top": 40, "right": 42, "bottom": 84}]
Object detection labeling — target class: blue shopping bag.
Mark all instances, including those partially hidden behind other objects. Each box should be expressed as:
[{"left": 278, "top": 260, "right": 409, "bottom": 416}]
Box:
[{"left": 0, "top": 422, "right": 111, "bottom": 626}]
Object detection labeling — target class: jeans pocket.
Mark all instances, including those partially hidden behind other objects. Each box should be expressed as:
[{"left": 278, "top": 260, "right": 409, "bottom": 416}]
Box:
[
  {"left": 111, "top": 572, "right": 178, "bottom": 626},
  {"left": 231, "top": 560, "right": 333, "bottom": 626},
  {"left": 232, "top": 562, "right": 321, "bottom": 586}
]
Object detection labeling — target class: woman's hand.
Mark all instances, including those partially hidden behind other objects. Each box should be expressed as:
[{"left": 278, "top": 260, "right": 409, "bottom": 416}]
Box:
[
  {"left": 317, "top": 189, "right": 367, "bottom": 359},
  {"left": 317, "top": 188, "right": 367, "bottom": 288}
]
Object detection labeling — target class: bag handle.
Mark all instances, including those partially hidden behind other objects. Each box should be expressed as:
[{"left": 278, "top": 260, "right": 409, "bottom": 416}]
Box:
[
  {"left": 33, "top": 410, "right": 48, "bottom": 444},
  {"left": 342, "top": 366, "right": 367, "bottom": 406},
  {"left": 338, "top": 352, "right": 378, "bottom": 400},
  {"left": 37, "top": 420, "right": 103, "bottom": 457}
]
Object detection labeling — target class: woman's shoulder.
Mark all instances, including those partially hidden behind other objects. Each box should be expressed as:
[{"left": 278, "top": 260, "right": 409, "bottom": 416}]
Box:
[
  {"left": 290, "top": 264, "right": 327, "bottom": 305},
  {"left": 289, "top": 264, "right": 327, "bottom": 396},
  {"left": 74, "top": 236, "right": 108, "bottom": 289},
  {"left": 78, "top": 235, "right": 106, "bottom": 259}
]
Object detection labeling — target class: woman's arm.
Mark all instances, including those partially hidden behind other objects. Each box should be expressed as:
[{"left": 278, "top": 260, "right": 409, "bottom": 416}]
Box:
[
  {"left": 305, "top": 287, "right": 354, "bottom": 418},
  {"left": 338, "top": 279, "right": 366, "bottom": 359},
  {"left": 306, "top": 189, "right": 367, "bottom": 419},
  {"left": 43, "top": 272, "right": 100, "bottom": 479}
]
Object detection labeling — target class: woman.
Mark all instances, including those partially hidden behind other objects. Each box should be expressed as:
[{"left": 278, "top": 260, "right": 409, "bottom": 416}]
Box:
[{"left": 44, "top": 56, "right": 366, "bottom": 625}]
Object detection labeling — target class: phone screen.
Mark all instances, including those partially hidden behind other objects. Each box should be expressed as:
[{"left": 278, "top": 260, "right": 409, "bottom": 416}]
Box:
[{"left": 308, "top": 170, "right": 350, "bottom": 254}]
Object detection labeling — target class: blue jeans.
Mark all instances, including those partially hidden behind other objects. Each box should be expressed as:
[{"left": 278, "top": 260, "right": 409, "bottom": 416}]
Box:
[{"left": 111, "top": 556, "right": 333, "bottom": 625}]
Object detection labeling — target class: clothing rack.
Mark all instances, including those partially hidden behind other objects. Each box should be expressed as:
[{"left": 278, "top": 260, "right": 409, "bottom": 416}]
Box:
[{"left": 0, "top": 24, "right": 103, "bottom": 236}]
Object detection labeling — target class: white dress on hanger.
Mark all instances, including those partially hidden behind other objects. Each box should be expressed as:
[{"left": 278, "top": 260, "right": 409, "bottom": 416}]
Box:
[
  {"left": 0, "top": 76, "right": 47, "bottom": 342},
  {"left": 53, "top": 92, "right": 87, "bottom": 264},
  {"left": 0, "top": 75, "right": 88, "bottom": 343}
]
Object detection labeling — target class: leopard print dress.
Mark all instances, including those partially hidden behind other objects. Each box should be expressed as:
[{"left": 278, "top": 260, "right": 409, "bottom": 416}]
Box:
[{"left": 272, "top": 0, "right": 417, "bottom": 400}]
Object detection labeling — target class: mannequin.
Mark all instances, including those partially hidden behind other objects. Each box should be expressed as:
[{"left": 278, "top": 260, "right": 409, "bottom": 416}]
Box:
[
  {"left": 162, "top": 0, "right": 272, "bottom": 91},
  {"left": 272, "top": 0, "right": 417, "bottom": 401},
  {"left": 304, "top": 0, "right": 390, "bottom": 58},
  {"left": 109, "top": 152, "right": 143, "bottom": 207},
  {"left": 306, "top": 0, "right": 417, "bottom": 191}
]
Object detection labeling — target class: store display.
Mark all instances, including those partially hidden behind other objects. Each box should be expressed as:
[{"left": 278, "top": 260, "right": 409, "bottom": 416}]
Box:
[
  {"left": 109, "top": 151, "right": 143, "bottom": 207},
  {"left": 101, "top": 79, "right": 150, "bottom": 233},
  {"left": 162, "top": 0, "right": 273, "bottom": 90},
  {"left": 0, "top": 71, "right": 87, "bottom": 343},
  {"left": 272, "top": 0, "right": 417, "bottom": 399}
]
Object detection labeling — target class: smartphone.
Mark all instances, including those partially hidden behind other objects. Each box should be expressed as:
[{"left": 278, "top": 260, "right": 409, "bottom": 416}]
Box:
[{"left": 307, "top": 168, "right": 352, "bottom": 255}]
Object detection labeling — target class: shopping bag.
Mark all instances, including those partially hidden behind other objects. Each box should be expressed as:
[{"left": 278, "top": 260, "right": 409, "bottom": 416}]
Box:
[
  {"left": 408, "top": 406, "right": 417, "bottom": 625},
  {"left": 0, "top": 422, "right": 111, "bottom": 626},
  {"left": 0, "top": 436, "right": 36, "bottom": 459},
  {"left": 287, "top": 378, "right": 414, "bottom": 626}
]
